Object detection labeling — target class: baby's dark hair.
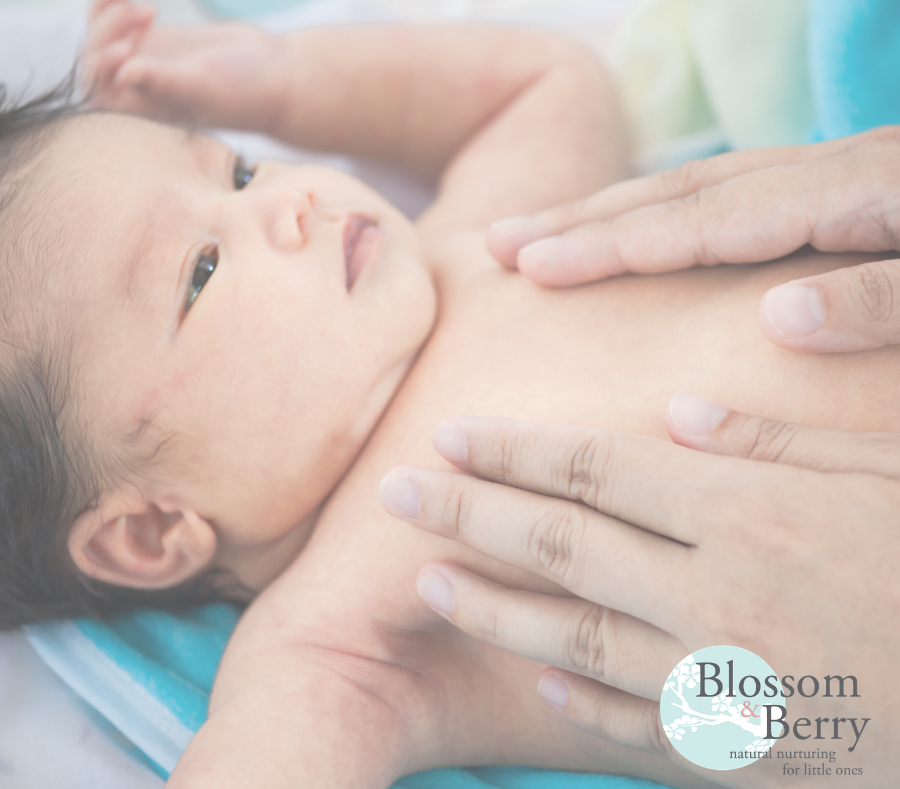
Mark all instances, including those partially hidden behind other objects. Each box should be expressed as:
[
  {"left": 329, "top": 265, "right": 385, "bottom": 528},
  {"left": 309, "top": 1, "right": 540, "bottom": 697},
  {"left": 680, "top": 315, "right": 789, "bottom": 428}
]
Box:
[{"left": 0, "top": 76, "right": 250, "bottom": 630}]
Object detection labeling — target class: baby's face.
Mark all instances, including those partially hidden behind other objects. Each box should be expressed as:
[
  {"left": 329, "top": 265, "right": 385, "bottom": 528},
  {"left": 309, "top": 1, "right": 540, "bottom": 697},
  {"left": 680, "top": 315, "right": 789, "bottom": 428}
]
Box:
[{"left": 47, "top": 114, "right": 436, "bottom": 549}]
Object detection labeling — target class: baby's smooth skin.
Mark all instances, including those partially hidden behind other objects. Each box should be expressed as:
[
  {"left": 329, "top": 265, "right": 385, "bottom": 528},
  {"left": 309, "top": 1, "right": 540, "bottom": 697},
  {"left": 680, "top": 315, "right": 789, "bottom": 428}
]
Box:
[
  {"left": 62, "top": 6, "right": 900, "bottom": 788},
  {"left": 59, "top": 116, "right": 434, "bottom": 592}
]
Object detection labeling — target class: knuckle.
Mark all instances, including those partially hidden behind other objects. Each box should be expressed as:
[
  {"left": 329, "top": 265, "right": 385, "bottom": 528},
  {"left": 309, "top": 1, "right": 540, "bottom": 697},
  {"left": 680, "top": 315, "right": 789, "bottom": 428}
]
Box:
[
  {"left": 526, "top": 500, "right": 585, "bottom": 582},
  {"left": 738, "top": 417, "right": 803, "bottom": 463},
  {"left": 677, "top": 187, "right": 725, "bottom": 265},
  {"left": 441, "top": 483, "right": 473, "bottom": 540},
  {"left": 490, "top": 429, "right": 524, "bottom": 485},
  {"left": 484, "top": 605, "right": 501, "bottom": 644},
  {"left": 471, "top": 594, "right": 501, "bottom": 643},
  {"left": 658, "top": 158, "right": 709, "bottom": 198},
  {"left": 847, "top": 261, "right": 900, "bottom": 325},
  {"left": 560, "top": 432, "right": 610, "bottom": 506},
  {"left": 551, "top": 196, "right": 592, "bottom": 228},
  {"left": 563, "top": 604, "right": 608, "bottom": 677}
]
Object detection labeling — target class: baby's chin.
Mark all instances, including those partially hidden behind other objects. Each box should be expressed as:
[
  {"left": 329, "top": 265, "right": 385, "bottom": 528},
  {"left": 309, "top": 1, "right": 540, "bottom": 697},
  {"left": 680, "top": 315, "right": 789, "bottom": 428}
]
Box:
[
  {"left": 228, "top": 369, "right": 415, "bottom": 589},
  {"left": 345, "top": 350, "right": 423, "bottom": 449}
]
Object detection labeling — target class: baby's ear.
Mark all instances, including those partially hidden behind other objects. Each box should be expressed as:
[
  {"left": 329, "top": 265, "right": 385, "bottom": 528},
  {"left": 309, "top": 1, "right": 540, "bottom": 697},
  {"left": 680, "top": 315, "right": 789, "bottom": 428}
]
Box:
[{"left": 67, "top": 494, "right": 217, "bottom": 590}]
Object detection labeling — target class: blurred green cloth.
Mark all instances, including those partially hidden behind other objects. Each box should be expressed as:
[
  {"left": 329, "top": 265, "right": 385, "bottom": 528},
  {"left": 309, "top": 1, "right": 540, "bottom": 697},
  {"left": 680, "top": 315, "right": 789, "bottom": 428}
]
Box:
[{"left": 615, "top": 0, "right": 900, "bottom": 157}]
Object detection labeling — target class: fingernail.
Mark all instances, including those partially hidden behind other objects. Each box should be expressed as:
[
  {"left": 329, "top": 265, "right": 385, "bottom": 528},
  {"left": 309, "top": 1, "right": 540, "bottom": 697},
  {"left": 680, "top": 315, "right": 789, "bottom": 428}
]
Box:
[
  {"left": 668, "top": 393, "right": 728, "bottom": 435},
  {"left": 538, "top": 674, "right": 569, "bottom": 708},
  {"left": 378, "top": 473, "right": 421, "bottom": 520},
  {"left": 490, "top": 215, "right": 532, "bottom": 236},
  {"left": 519, "top": 236, "right": 562, "bottom": 267},
  {"left": 432, "top": 421, "right": 467, "bottom": 467},
  {"left": 417, "top": 570, "right": 454, "bottom": 617},
  {"left": 764, "top": 283, "right": 824, "bottom": 337}
]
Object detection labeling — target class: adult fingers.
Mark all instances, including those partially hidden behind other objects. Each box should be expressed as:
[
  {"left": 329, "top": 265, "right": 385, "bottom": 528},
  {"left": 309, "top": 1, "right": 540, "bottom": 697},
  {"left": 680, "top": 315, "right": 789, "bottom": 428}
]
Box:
[
  {"left": 665, "top": 393, "right": 900, "bottom": 477},
  {"left": 378, "top": 466, "right": 687, "bottom": 630},
  {"left": 427, "top": 416, "right": 746, "bottom": 544},
  {"left": 485, "top": 134, "right": 861, "bottom": 271},
  {"left": 537, "top": 669, "right": 679, "bottom": 762},
  {"left": 415, "top": 561, "right": 686, "bottom": 701},
  {"left": 758, "top": 258, "right": 900, "bottom": 352},
  {"left": 503, "top": 137, "right": 900, "bottom": 287}
]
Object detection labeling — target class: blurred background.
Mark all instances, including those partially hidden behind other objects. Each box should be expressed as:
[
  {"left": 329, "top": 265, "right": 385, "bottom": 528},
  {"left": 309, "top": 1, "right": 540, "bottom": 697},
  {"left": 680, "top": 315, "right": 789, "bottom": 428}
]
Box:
[{"left": 0, "top": 0, "right": 637, "bottom": 101}]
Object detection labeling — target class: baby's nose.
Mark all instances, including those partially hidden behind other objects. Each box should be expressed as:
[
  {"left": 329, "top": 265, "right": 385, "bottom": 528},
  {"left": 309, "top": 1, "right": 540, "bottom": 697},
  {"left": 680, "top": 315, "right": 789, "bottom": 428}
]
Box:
[{"left": 264, "top": 186, "right": 313, "bottom": 252}]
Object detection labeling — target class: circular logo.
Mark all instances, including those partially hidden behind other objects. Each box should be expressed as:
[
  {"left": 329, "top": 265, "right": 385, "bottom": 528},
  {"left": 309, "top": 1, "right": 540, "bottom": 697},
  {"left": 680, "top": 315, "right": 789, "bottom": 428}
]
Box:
[{"left": 660, "top": 645, "right": 783, "bottom": 771}]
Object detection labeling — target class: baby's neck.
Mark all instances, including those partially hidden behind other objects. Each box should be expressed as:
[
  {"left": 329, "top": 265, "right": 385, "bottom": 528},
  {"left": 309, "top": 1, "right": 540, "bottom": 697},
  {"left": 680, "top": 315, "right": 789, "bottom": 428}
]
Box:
[
  {"left": 211, "top": 343, "right": 426, "bottom": 593},
  {"left": 214, "top": 504, "right": 323, "bottom": 592}
]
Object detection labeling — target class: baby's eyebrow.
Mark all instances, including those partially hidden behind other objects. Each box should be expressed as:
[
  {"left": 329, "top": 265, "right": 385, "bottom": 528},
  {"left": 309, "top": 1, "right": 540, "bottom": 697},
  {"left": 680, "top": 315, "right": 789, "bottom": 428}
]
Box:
[
  {"left": 183, "top": 129, "right": 231, "bottom": 179},
  {"left": 119, "top": 219, "right": 159, "bottom": 304},
  {"left": 118, "top": 132, "right": 228, "bottom": 306},
  {"left": 119, "top": 132, "right": 208, "bottom": 304}
]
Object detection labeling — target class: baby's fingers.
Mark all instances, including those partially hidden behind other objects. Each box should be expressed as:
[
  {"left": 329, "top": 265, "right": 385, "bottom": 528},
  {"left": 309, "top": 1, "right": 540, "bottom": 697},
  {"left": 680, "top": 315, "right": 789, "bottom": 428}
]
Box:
[
  {"left": 89, "top": 0, "right": 129, "bottom": 20},
  {"left": 84, "top": 38, "right": 142, "bottom": 99},
  {"left": 83, "top": 4, "right": 155, "bottom": 97},
  {"left": 86, "top": 2, "right": 155, "bottom": 52},
  {"left": 111, "top": 56, "right": 208, "bottom": 123}
]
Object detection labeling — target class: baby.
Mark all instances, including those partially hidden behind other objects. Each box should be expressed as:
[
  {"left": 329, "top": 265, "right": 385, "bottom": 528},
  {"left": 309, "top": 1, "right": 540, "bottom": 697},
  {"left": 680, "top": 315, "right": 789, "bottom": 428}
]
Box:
[{"left": 3, "top": 2, "right": 899, "bottom": 787}]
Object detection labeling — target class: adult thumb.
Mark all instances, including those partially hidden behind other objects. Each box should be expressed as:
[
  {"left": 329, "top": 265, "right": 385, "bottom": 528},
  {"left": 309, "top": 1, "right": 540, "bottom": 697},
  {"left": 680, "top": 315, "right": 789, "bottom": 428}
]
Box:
[{"left": 759, "top": 258, "right": 900, "bottom": 352}]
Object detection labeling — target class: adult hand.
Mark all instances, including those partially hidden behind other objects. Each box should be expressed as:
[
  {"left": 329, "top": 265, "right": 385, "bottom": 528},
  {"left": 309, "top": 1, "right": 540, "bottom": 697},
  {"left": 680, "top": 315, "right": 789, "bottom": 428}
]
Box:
[
  {"left": 378, "top": 402, "right": 900, "bottom": 786},
  {"left": 487, "top": 128, "right": 900, "bottom": 353},
  {"left": 81, "top": 0, "right": 287, "bottom": 133}
]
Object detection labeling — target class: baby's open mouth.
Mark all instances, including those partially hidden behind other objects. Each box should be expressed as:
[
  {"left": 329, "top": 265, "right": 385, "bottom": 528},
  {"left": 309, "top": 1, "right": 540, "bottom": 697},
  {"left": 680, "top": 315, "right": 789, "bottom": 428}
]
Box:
[{"left": 344, "top": 214, "right": 381, "bottom": 290}]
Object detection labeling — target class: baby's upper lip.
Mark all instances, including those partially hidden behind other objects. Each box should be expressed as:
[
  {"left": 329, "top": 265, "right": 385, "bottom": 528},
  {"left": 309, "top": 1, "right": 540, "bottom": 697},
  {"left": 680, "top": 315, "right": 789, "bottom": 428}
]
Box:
[{"left": 343, "top": 213, "right": 378, "bottom": 290}]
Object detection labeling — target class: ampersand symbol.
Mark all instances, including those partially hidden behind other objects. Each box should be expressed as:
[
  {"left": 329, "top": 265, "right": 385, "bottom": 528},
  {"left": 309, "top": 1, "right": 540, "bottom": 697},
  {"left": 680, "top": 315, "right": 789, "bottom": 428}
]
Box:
[{"left": 741, "top": 701, "right": 760, "bottom": 718}]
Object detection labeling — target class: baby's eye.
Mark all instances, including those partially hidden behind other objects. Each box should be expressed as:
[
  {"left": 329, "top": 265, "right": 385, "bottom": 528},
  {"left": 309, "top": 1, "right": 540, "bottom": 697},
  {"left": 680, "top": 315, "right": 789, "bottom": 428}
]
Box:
[
  {"left": 185, "top": 247, "right": 218, "bottom": 313},
  {"left": 233, "top": 155, "right": 255, "bottom": 190}
]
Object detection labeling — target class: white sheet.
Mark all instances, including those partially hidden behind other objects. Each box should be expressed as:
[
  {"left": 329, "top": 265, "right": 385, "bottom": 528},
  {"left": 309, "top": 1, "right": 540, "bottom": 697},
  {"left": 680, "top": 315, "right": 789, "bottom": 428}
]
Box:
[{"left": 0, "top": 629, "right": 164, "bottom": 788}]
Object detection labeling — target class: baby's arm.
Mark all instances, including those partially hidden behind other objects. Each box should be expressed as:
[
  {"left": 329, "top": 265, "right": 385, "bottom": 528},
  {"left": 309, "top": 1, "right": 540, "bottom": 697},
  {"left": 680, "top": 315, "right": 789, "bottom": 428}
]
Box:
[
  {"left": 270, "top": 26, "right": 629, "bottom": 223},
  {"left": 168, "top": 672, "right": 404, "bottom": 789},
  {"left": 86, "top": 2, "right": 627, "bottom": 225},
  {"left": 165, "top": 609, "right": 430, "bottom": 789}
]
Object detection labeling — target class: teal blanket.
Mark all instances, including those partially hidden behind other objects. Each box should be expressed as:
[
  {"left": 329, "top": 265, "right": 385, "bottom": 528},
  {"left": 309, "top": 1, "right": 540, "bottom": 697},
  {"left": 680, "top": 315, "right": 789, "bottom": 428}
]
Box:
[
  {"left": 809, "top": 0, "right": 900, "bottom": 139},
  {"left": 23, "top": 606, "right": 668, "bottom": 788}
]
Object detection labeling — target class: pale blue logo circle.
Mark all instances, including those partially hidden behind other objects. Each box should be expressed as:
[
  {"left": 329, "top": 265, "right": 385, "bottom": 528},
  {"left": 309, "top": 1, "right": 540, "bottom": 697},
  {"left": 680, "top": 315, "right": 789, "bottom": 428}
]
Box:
[{"left": 660, "top": 645, "right": 783, "bottom": 771}]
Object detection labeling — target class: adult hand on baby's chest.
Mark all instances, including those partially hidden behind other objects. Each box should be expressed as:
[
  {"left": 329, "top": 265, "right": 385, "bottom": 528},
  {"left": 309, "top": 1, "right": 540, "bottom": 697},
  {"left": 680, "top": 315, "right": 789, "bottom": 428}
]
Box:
[{"left": 376, "top": 409, "right": 900, "bottom": 787}]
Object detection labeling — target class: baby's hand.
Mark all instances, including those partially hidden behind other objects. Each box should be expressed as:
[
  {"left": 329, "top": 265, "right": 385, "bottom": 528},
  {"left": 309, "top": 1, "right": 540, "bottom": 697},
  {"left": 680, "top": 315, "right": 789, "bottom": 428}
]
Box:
[{"left": 82, "top": 0, "right": 288, "bottom": 133}]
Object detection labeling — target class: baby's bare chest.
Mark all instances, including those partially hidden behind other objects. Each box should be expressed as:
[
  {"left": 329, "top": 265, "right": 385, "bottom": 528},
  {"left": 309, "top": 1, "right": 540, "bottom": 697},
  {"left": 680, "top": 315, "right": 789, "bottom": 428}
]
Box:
[{"left": 275, "top": 245, "right": 900, "bottom": 635}]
